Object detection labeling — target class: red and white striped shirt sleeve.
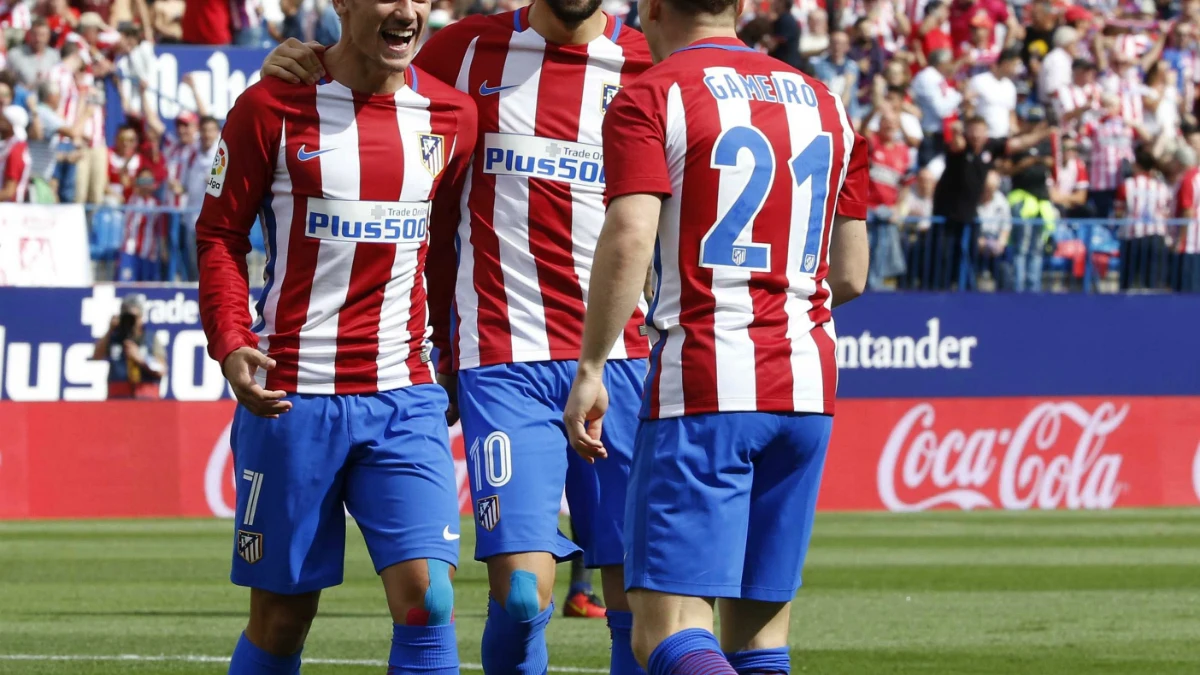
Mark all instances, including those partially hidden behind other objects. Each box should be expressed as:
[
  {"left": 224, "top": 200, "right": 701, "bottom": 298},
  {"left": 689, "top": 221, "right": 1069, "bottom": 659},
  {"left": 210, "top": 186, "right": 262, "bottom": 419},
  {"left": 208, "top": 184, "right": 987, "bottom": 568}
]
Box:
[
  {"left": 602, "top": 83, "right": 672, "bottom": 202},
  {"left": 837, "top": 134, "right": 870, "bottom": 219},
  {"left": 196, "top": 82, "right": 285, "bottom": 365}
]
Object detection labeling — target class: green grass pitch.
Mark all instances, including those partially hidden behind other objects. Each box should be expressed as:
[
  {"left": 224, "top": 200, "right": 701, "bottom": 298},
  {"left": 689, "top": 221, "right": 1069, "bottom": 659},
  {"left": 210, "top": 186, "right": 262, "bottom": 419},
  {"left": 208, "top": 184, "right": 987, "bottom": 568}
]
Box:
[{"left": 1, "top": 510, "right": 1199, "bottom": 674}]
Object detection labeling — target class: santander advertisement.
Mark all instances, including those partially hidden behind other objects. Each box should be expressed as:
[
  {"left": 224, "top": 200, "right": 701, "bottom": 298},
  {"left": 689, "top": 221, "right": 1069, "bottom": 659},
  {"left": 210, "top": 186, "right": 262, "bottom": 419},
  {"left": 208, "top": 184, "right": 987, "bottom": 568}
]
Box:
[{"left": 1, "top": 288, "right": 1199, "bottom": 517}]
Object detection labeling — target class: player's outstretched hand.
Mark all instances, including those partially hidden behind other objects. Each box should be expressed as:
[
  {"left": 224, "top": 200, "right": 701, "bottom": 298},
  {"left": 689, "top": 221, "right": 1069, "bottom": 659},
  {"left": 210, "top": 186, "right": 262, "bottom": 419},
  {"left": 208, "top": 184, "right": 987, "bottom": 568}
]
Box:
[
  {"left": 222, "top": 347, "right": 293, "bottom": 419},
  {"left": 262, "top": 38, "right": 327, "bottom": 85},
  {"left": 437, "top": 372, "right": 459, "bottom": 426},
  {"left": 564, "top": 370, "right": 609, "bottom": 463}
]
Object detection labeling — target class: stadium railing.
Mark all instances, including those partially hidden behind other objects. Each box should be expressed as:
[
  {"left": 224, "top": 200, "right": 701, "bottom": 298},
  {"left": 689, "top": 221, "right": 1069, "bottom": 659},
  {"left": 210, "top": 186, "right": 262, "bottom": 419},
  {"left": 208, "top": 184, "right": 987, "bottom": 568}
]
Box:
[
  {"left": 86, "top": 204, "right": 267, "bottom": 284},
  {"left": 867, "top": 217, "right": 1200, "bottom": 294}
]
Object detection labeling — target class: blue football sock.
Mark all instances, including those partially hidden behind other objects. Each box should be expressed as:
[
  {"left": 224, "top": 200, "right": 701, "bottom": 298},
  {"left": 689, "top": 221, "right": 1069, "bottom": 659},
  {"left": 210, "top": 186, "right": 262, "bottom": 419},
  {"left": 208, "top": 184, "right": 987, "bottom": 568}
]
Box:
[
  {"left": 606, "top": 610, "right": 646, "bottom": 675},
  {"left": 388, "top": 623, "right": 459, "bottom": 674},
  {"left": 480, "top": 596, "right": 553, "bottom": 675},
  {"left": 725, "top": 647, "right": 790, "bottom": 675},
  {"left": 647, "top": 628, "right": 737, "bottom": 675},
  {"left": 227, "top": 632, "right": 301, "bottom": 675}
]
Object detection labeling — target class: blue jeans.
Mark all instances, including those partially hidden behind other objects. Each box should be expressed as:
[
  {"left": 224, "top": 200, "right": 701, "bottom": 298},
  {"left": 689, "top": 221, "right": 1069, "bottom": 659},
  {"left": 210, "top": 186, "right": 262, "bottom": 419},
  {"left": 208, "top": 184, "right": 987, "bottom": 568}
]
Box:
[
  {"left": 1009, "top": 213, "right": 1044, "bottom": 293},
  {"left": 53, "top": 159, "right": 76, "bottom": 203}
]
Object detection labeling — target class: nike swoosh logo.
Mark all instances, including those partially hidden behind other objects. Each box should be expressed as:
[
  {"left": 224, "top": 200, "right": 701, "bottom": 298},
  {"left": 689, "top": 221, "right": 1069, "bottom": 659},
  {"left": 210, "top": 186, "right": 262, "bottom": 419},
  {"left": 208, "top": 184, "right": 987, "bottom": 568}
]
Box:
[
  {"left": 297, "top": 145, "right": 336, "bottom": 161},
  {"left": 442, "top": 526, "right": 460, "bottom": 541},
  {"left": 479, "top": 81, "right": 518, "bottom": 96}
]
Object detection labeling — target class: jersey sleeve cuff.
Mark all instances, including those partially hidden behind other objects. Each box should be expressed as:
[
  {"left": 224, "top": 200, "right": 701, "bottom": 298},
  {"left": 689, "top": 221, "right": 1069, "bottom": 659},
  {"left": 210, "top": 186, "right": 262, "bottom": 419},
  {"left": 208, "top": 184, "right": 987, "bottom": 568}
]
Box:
[
  {"left": 605, "top": 179, "right": 673, "bottom": 204},
  {"left": 208, "top": 329, "right": 259, "bottom": 365},
  {"left": 836, "top": 199, "right": 868, "bottom": 220}
]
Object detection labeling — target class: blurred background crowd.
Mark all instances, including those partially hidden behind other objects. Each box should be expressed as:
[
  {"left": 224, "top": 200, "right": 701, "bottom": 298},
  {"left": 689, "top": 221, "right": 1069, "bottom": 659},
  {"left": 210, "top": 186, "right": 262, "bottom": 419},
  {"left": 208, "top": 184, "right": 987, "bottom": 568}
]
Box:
[{"left": 0, "top": 0, "right": 1195, "bottom": 292}]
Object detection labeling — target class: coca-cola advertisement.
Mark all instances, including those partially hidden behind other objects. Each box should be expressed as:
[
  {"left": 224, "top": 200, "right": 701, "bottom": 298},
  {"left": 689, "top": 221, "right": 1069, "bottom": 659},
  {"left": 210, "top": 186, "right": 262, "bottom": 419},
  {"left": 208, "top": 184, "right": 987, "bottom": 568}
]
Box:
[{"left": 1, "top": 397, "right": 1198, "bottom": 519}]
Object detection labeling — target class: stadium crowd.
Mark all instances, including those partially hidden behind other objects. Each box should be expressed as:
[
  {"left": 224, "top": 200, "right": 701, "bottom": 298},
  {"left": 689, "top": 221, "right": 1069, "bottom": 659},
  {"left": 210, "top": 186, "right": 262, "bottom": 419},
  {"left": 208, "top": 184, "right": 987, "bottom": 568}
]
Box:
[{"left": 0, "top": 0, "right": 1197, "bottom": 289}]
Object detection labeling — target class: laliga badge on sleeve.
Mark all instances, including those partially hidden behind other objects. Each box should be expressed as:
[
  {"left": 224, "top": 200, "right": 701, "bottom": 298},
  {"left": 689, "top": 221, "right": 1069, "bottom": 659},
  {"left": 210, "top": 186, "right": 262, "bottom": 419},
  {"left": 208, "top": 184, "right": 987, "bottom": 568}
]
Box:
[{"left": 207, "top": 139, "right": 230, "bottom": 197}]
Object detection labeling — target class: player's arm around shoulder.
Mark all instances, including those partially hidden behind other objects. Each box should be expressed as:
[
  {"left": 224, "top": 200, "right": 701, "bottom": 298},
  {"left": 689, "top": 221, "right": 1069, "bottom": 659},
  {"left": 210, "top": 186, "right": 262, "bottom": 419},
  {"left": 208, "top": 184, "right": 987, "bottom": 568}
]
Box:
[{"left": 828, "top": 133, "right": 871, "bottom": 308}]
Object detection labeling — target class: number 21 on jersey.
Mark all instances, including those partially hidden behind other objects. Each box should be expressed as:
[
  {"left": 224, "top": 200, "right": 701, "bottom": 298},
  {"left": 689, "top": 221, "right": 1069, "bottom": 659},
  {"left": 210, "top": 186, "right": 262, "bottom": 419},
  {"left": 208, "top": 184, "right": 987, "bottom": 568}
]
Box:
[{"left": 699, "top": 127, "right": 833, "bottom": 275}]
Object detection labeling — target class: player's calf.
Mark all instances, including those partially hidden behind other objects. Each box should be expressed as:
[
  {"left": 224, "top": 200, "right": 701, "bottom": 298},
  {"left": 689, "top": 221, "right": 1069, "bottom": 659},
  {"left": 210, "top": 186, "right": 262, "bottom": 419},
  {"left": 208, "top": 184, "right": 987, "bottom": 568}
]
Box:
[
  {"left": 481, "top": 552, "right": 557, "bottom": 675},
  {"left": 229, "top": 589, "right": 319, "bottom": 674},
  {"left": 718, "top": 599, "right": 791, "bottom": 675},
  {"left": 381, "top": 559, "right": 459, "bottom": 675}
]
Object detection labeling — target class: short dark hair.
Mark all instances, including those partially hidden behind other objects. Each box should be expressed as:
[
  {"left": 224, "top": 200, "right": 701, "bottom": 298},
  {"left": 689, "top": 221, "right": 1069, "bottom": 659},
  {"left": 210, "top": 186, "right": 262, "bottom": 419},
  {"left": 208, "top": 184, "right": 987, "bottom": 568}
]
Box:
[
  {"left": 664, "top": 0, "right": 740, "bottom": 16},
  {"left": 999, "top": 47, "right": 1022, "bottom": 63},
  {"left": 199, "top": 115, "right": 220, "bottom": 130},
  {"left": 1134, "top": 146, "right": 1157, "bottom": 171},
  {"left": 30, "top": 17, "right": 48, "bottom": 29},
  {"left": 886, "top": 84, "right": 907, "bottom": 98},
  {"left": 966, "top": 115, "right": 989, "bottom": 127},
  {"left": 60, "top": 41, "right": 81, "bottom": 59}
]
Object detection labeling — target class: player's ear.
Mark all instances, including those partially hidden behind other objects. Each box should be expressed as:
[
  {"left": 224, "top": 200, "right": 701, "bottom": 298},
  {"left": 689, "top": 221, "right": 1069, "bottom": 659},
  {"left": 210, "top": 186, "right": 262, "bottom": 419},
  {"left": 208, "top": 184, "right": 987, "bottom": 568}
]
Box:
[{"left": 646, "top": 0, "right": 663, "bottom": 22}]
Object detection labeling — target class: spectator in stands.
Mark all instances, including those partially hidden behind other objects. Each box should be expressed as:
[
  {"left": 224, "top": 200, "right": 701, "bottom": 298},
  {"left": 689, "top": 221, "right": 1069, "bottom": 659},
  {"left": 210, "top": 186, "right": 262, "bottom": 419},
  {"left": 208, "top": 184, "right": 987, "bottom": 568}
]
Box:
[
  {"left": 108, "top": 122, "right": 140, "bottom": 201},
  {"left": 231, "top": 0, "right": 267, "bottom": 47},
  {"left": 177, "top": 115, "right": 220, "bottom": 278},
  {"left": 866, "top": 111, "right": 911, "bottom": 289},
  {"left": 898, "top": 166, "right": 938, "bottom": 288},
  {"left": 849, "top": 17, "right": 889, "bottom": 109},
  {"left": 799, "top": 9, "right": 830, "bottom": 63},
  {"left": 812, "top": 32, "right": 860, "bottom": 120},
  {"left": 968, "top": 47, "right": 1020, "bottom": 141},
  {"left": 911, "top": 48, "right": 961, "bottom": 166},
  {"left": 762, "top": 0, "right": 804, "bottom": 69},
  {"left": 152, "top": 0, "right": 184, "bottom": 42},
  {"left": 46, "top": 0, "right": 81, "bottom": 46},
  {"left": 1021, "top": 0, "right": 1058, "bottom": 67},
  {"left": 957, "top": 12, "right": 1002, "bottom": 79},
  {"left": 948, "top": 0, "right": 1016, "bottom": 52},
  {"left": 181, "top": 0, "right": 232, "bottom": 45},
  {"left": 911, "top": 1, "right": 952, "bottom": 70},
  {"left": 1053, "top": 138, "right": 1091, "bottom": 218},
  {"left": 865, "top": 84, "right": 924, "bottom": 150},
  {"left": 1084, "top": 93, "right": 1139, "bottom": 217},
  {"left": 9, "top": 19, "right": 62, "bottom": 88},
  {"left": 976, "top": 170, "right": 1012, "bottom": 289},
  {"left": 1174, "top": 144, "right": 1200, "bottom": 292},
  {"left": 29, "top": 78, "right": 90, "bottom": 202},
  {"left": 932, "top": 115, "right": 1054, "bottom": 290},
  {"left": 1115, "top": 147, "right": 1173, "bottom": 290},
  {"left": 1054, "top": 59, "right": 1099, "bottom": 138},
  {"left": 38, "top": 41, "right": 86, "bottom": 202},
  {"left": 116, "top": 166, "right": 163, "bottom": 281},
  {"left": 1007, "top": 105, "right": 1056, "bottom": 292},
  {"left": 0, "top": 108, "right": 30, "bottom": 202},
  {"left": 1142, "top": 61, "right": 1182, "bottom": 153},
  {"left": 93, "top": 293, "right": 166, "bottom": 399},
  {"left": 112, "top": 21, "right": 156, "bottom": 101},
  {"left": 1038, "top": 26, "right": 1079, "bottom": 103}
]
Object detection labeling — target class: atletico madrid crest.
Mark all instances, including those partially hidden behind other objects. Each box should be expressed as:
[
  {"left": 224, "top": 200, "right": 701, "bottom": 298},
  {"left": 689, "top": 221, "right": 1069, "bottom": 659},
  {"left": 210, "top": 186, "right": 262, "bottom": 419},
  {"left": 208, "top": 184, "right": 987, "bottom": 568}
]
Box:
[
  {"left": 477, "top": 495, "right": 500, "bottom": 532},
  {"left": 803, "top": 253, "right": 817, "bottom": 272},
  {"left": 732, "top": 247, "right": 747, "bottom": 266},
  {"left": 419, "top": 133, "right": 445, "bottom": 178},
  {"left": 602, "top": 83, "right": 621, "bottom": 113},
  {"left": 237, "top": 530, "right": 263, "bottom": 565}
]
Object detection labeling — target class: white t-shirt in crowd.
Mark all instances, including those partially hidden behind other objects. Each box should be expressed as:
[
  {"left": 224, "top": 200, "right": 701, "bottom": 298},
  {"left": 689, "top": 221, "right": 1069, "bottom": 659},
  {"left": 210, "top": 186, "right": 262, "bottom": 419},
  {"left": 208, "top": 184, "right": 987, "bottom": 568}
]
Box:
[{"left": 969, "top": 71, "right": 1017, "bottom": 138}]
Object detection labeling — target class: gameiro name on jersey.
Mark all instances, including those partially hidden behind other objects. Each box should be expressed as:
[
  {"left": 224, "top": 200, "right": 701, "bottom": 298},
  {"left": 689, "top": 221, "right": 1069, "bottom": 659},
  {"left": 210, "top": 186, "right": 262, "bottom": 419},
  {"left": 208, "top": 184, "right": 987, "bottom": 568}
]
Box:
[
  {"left": 196, "top": 67, "right": 477, "bottom": 395},
  {"left": 414, "top": 6, "right": 653, "bottom": 373},
  {"left": 602, "top": 37, "right": 869, "bottom": 419}
]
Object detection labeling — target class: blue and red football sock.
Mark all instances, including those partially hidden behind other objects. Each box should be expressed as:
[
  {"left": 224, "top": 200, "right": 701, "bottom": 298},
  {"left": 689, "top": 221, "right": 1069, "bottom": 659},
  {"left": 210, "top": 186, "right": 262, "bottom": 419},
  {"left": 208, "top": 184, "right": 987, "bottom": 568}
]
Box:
[
  {"left": 725, "top": 647, "right": 790, "bottom": 675},
  {"left": 227, "top": 632, "right": 301, "bottom": 675},
  {"left": 647, "top": 628, "right": 738, "bottom": 675}
]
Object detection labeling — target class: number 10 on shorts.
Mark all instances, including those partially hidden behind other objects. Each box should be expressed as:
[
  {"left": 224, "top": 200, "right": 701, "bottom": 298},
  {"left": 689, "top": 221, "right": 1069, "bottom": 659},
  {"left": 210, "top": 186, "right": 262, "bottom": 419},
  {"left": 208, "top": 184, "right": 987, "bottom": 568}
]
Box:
[{"left": 470, "top": 432, "right": 512, "bottom": 491}]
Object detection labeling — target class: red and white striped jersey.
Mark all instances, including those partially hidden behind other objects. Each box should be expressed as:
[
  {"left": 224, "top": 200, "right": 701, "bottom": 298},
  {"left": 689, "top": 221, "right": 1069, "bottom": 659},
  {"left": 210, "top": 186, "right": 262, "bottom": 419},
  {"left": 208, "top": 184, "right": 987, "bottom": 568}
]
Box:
[
  {"left": 603, "top": 38, "right": 869, "bottom": 419},
  {"left": 108, "top": 151, "right": 140, "bottom": 200},
  {"left": 0, "top": 2, "right": 31, "bottom": 30},
  {"left": 0, "top": 138, "right": 29, "bottom": 202},
  {"left": 413, "top": 7, "right": 653, "bottom": 373},
  {"left": 1174, "top": 166, "right": 1200, "bottom": 253},
  {"left": 1083, "top": 115, "right": 1135, "bottom": 191},
  {"left": 164, "top": 140, "right": 198, "bottom": 209},
  {"left": 1099, "top": 69, "right": 1145, "bottom": 125},
  {"left": 1115, "top": 173, "right": 1172, "bottom": 239},
  {"left": 47, "top": 64, "right": 80, "bottom": 130},
  {"left": 1054, "top": 82, "right": 1099, "bottom": 136},
  {"left": 1055, "top": 156, "right": 1089, "bottom": 196},
  {"left": 122, "top": 194, "right": 162, "bottom": 259},
  {"left": 197, "top": 70, "right": 477, "bottom": 395}
]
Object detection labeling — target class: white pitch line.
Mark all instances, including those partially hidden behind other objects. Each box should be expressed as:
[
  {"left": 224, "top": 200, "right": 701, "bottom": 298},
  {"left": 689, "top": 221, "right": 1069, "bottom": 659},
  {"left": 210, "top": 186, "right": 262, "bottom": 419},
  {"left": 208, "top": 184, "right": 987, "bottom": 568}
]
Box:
[{"left": 0, "top": 654, "right": 607, "bottom": 673}]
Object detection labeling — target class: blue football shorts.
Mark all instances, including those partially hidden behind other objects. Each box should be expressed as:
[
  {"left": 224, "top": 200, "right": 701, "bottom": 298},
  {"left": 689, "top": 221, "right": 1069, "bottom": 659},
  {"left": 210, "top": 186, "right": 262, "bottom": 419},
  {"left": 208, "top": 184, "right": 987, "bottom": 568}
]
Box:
[
  {"left": 625, "top": 411, "right": 833, "bottom": 602},
  {"left": 229, "top": 385, "right": 460, "bottom": 595},
  {"left": 457, "top": 359, "right": 645, "bottom": 567}
]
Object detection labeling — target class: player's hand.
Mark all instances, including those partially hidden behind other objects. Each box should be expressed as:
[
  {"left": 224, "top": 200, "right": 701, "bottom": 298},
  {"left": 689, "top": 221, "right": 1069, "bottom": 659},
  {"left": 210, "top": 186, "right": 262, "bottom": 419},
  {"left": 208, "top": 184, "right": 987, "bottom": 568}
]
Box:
[
  {"left": 262, "top": 38, "right": 327, "bottom": 85},
  {"left": 564, "top": 369, "right": 609, "bottom": 463},
  {"left": 437, "top": 372, "right": 459, "bottom": 426},
  {"left": 222, "top": 347, "right": 292, "bottom": 418}
]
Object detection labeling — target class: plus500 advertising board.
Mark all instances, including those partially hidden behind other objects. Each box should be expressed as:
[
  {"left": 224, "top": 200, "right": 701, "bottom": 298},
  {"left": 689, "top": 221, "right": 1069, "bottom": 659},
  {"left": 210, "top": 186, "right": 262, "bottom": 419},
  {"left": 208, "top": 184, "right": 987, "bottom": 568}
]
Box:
[{"left": 1, "top": 288, "right": 1198, "bottom": 518}]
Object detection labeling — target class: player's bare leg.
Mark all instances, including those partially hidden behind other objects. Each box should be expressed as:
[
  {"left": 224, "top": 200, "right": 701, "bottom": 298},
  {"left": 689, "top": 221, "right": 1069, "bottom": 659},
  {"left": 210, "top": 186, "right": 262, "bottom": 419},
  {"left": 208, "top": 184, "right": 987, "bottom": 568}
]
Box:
[
  {"left": 481, "top": 551, "right": 558, "bottom": 674},
  {"left": 626, "top": 590, "right": 739, "bottom": 675},
  {"left": 244, "top": 589, "right": 321, "bottom": 656},
  {"left": 717, "top": 599, "right": 792, "bottom": 675}
]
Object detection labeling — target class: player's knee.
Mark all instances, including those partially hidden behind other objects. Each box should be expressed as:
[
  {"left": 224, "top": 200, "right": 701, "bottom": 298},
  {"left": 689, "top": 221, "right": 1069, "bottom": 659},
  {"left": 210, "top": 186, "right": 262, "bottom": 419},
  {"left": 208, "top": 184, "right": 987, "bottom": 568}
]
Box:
[
  {"left": 630, "top": 628, "right": 656, "bottom": 669},
  {"left": 248, "top": 590, "right": 319, "bottom": 653},
  {"left": 421, "top": 559, "right": 455, "bottom": 626},
  {"left": 504, "top": 570, "right": 542, "bottom": 621}
]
